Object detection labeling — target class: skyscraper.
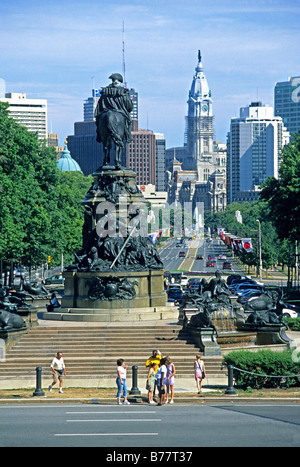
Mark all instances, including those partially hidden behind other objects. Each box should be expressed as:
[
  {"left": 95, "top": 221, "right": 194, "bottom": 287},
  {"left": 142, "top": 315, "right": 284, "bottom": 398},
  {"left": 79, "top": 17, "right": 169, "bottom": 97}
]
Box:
[
  {"left": 227, "top": 102, "right": 289, "bottom": 203},
  {"left": 274, "top": 76, "right": 300, "bottom": 137},
  {"left": 0, "top": 92, "right": 47, "bottom": 140}
]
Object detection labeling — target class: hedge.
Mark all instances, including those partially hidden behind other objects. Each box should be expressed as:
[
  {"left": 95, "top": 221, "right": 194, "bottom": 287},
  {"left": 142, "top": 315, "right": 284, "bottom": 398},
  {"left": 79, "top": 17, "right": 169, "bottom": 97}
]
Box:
[{"left": 223, "top": 350, "right": 300, "bottom": 389}]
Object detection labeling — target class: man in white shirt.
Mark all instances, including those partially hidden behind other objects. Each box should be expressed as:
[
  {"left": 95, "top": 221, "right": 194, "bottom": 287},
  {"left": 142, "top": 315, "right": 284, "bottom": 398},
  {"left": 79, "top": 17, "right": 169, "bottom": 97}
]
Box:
[{"left": 49, "top": 352, "right": 66, "bottom": 394}]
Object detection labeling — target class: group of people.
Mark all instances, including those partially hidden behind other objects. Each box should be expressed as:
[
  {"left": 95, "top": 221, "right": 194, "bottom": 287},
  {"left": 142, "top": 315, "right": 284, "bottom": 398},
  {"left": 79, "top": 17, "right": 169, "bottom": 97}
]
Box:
[
  {"left": 47, "top": 351, "right": 206, "bottom": 402},
  {"left": 145, "top": 351, "right": 176, "bottom": 405}
]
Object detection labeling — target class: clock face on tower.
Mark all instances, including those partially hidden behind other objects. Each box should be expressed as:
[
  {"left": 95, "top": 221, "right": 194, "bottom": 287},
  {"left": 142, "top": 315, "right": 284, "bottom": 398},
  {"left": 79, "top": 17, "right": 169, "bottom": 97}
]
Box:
[{"left": 202, "top": 104, "right": 208, "bottom": 112}]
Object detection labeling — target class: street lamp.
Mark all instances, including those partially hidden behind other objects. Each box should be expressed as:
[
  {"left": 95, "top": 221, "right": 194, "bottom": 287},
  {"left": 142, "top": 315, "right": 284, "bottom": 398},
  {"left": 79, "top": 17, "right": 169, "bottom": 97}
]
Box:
[{"left": 256, "top": 219, "right": 262, "bottom": 281}]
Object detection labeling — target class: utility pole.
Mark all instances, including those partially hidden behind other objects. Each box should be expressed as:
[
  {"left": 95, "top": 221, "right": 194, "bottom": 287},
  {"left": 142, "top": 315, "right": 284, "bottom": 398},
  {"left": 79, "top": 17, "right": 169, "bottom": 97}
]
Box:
[{"left": 256, "top": 219, "right": 262, "bottom": 281}]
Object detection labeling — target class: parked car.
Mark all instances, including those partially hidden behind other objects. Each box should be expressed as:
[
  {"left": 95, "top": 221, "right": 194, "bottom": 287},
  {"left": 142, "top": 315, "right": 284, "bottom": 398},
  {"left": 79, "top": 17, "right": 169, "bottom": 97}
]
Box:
[
  {"left": 179, "top": 251, "right": 186, "bottom": 258},
  {"left": 180, "top": 275, "right": 189, "bottom": 287},
  {"left": 167, "top": 286, "right": 183, "bottom": 303},
  {"left": 229, "top": 280, "right": 263, "bottom": 293},
  {"left": 222, "top": 261, "right": 232, "bottom": 270},
  {"left": 45, "top": 274, "right": 64, "bottom": 285},
  {"left": 234, "top": 284, "right": 266, "bottom": 296},
  {"left": 206, "top": 260, "right": 215, "bottom": 267},
  {"left": 218, "top": 255, "right": 227, "bottom": 260},
  {"left": 196, "top": 255, "right": 204, "bottom": 260},
  {"left": 237, "top": 290, "right": 263, "bottom": 304},
  {"left": 208, "top": 255, "right": 216, "bottom": 261}
]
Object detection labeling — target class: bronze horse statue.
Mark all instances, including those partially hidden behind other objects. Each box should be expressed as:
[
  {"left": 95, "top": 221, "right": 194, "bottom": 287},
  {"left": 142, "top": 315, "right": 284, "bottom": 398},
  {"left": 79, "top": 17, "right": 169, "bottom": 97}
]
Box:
[{"left": 95, "top": 73, "right": 133, "bottom": 170}]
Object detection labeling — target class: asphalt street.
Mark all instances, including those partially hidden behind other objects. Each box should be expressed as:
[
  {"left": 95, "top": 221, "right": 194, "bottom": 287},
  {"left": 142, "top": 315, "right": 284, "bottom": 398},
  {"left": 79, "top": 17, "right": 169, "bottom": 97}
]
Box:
[
  {"left": 159, "top": 237, "right": 243, "bottom": 276},
  {"left": 0, "top": 402, "right": 299, "bottom": 447}
]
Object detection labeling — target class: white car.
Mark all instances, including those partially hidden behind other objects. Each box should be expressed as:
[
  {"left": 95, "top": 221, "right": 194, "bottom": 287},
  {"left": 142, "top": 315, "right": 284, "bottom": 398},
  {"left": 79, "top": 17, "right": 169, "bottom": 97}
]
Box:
[
  {"left": 282, "top": 307, "right": 299, "bottom": 319},
  {"left": 181, "top": 276, "right": 189, "bottom": 286}
]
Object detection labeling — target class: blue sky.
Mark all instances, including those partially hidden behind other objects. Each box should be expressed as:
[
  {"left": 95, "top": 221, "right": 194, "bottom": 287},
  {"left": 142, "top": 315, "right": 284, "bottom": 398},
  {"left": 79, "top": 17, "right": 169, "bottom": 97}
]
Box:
[{"left": 0, "top": 0, "right": 299, "bottom": 147}]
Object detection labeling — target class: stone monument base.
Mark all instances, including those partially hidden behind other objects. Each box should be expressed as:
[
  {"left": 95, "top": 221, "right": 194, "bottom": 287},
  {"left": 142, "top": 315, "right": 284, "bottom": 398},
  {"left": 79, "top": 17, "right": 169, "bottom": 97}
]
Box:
[
  {"left": 187, "top": 327, "right": 221, "bottom": 356},
  {"left": 42, "top": 269, "right": 174, "bottom": 322},
  {"left": 42, "top": 305, "right": 175, "bottom": 322}
]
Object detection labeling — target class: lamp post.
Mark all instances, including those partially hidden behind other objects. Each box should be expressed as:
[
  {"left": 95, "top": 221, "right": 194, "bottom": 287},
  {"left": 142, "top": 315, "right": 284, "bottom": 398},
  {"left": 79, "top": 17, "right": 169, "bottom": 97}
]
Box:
[{"left": 256, "top": 219, "right": 262, "bottom": 281}]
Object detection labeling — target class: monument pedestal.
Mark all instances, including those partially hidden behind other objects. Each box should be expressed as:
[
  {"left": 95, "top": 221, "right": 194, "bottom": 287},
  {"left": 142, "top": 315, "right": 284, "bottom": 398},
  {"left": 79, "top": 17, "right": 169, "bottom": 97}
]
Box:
[
  {"left": 187, "top": 327, "right": 221, "bottom": 356},
  {"left": 42, "top": 269, "right": 174, "bottom": 322},
  {"left": 43, "top": 167, "right": 170, "bottom": 322}
]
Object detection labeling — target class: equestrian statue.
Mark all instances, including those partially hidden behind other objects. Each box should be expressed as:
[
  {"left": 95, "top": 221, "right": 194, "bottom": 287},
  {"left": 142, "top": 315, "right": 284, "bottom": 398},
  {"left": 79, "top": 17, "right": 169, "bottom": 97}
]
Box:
[{"left": 95, "top": 73, "right": 133, "bottom": 169}]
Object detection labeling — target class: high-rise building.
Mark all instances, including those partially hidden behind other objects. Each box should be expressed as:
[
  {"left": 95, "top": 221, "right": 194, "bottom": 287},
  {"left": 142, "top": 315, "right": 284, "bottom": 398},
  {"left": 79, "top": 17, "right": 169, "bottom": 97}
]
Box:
[
  {"left": 154, "top": 133, "right": 166, "bottom": 191},
  {"left": 126, "top": 120, "right": 156, "bottom": 186},
  {"left": 0, "top": 92, "right": 47, "bottom": 140},
  {"left": 227, "top": 102, "right": 290, "bottom": 203},
  {"left": 274, "top": 76, "right": 300, "bottom": 137}
]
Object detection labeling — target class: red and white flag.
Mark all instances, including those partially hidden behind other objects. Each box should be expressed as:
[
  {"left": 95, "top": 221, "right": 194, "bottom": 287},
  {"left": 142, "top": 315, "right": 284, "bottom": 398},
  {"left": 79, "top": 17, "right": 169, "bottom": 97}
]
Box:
[{"left": 242, "top": 238, "right": 253, "bottom": 253}]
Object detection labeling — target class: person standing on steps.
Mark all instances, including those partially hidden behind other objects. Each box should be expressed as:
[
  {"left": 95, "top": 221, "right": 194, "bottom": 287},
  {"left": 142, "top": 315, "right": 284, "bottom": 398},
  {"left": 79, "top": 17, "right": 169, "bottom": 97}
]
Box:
[
  {"left": 116, "top": 358, "right": 130, "bottom": 405},
  {"left": 49, "top": 352, "right": 66, "bottom": 394}
]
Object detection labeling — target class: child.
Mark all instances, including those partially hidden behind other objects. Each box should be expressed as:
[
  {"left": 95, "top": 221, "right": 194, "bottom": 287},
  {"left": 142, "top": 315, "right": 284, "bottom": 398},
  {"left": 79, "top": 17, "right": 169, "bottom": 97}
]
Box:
[{"left": 156, "top": 357, "right": 167, "bottom": 406}]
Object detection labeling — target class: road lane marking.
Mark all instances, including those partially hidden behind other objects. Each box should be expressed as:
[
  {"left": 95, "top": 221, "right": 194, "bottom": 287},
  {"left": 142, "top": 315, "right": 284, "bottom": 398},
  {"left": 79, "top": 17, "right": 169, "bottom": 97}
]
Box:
[
  {"left": 55, "top": 433, "right": 158, "bottom": 437},
  {"left": 67, "top": 419, "right": 161, "bottom": 422}
]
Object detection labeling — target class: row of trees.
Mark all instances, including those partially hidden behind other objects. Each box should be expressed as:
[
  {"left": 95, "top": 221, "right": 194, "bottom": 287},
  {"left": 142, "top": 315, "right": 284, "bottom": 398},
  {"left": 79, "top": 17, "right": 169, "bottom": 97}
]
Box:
[
  {"left": 205, "top": 132, "right": 300, "bottom": 273},
  {"left": 0, "top": 102, "right": 92, "bottom": 268}
]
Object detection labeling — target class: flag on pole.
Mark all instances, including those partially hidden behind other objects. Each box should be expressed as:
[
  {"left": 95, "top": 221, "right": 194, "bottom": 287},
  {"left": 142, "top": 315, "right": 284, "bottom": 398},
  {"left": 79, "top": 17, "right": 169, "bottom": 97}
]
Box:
[{"left": 242, "top": 238, "right": 253, "bottom": 253}]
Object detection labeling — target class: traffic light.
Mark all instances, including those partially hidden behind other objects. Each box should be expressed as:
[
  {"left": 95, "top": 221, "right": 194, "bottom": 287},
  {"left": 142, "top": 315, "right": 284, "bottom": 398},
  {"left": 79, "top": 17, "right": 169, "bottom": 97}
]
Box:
[{"left": 48, "top": 256, "right": 51, "bottom": 263}]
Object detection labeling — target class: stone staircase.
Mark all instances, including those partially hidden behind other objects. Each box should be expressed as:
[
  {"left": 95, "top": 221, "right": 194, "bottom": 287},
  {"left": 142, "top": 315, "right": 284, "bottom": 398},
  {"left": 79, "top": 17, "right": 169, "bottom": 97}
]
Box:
[{"left": 0, "top": 324, "right": 228, "bottom": 390}]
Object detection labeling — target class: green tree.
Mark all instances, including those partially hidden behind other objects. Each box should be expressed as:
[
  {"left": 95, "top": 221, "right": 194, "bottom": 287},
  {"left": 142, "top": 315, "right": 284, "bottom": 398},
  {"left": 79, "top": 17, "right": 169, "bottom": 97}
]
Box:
[
  {"left": 0, "top": 102, "right": 59, "bottom": 264},
  {"left": 260, "top": 132, "right": 300, "bottom": 242},
  {"left": 0, "top": 102, "right": 92, "bottom": 267}
]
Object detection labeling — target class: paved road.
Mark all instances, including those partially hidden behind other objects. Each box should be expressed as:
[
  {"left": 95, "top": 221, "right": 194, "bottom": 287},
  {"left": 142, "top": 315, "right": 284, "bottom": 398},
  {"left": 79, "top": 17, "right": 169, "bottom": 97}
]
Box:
[
  {"left": 160, "top": 237, "right": 243, "bottom": 276},
  {"left": 1, "top": 403, "right": 299, "bottom": 447}
]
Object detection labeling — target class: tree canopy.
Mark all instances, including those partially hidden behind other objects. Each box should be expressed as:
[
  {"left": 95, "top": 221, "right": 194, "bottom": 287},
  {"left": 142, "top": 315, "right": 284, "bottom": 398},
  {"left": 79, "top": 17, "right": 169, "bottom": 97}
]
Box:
[
  {"left": 0, "top": 102, "right": 92, "bottom": 266},
  {"left": 260, "top": 132, "right": 300, "bottom": 242}
]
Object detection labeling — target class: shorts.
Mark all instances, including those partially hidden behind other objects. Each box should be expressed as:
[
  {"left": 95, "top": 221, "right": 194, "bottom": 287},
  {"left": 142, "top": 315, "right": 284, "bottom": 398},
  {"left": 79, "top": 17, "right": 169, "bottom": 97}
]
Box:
[{"left": 53, "top": 372, "right": 64, "bottom": 383}]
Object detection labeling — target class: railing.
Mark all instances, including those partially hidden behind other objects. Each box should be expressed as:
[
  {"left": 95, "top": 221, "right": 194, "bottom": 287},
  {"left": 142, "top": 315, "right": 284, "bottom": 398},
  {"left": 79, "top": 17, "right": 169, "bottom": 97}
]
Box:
[{"left": 225, "top": 364, "right": 300, "bottom": 395}]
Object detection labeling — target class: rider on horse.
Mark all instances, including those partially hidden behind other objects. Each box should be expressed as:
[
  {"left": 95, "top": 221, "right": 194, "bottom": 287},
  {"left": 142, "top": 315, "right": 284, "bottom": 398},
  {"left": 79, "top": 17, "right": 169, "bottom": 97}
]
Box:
[{"left": 95, "top": 73, "right": 133, "bottom": 168}]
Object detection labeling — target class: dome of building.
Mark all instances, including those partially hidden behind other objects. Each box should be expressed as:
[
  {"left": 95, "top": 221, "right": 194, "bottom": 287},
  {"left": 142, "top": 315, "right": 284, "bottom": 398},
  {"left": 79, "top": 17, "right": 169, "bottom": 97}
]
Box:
[{"left": 57, "top": 142, "right": 82, "bottom": 172}]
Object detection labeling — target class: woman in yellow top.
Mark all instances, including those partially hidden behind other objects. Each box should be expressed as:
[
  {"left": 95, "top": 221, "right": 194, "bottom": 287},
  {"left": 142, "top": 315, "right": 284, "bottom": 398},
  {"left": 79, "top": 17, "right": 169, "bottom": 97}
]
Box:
[{"left": 146, "top": 350, "right": 162, "bottom": 373}]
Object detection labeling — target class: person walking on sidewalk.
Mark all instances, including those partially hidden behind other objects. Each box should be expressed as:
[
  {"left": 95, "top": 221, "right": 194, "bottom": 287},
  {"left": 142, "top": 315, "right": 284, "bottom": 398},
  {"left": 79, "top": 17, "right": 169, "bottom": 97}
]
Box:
[
  {"left": 49, "top": 352, "right": 66, "bottom": 394},
  {"left": 194, "top": 354, "right": 205, "bottom": 394},
  {"left": 116, "top": 359, "right": 130, "bottom": 405}
]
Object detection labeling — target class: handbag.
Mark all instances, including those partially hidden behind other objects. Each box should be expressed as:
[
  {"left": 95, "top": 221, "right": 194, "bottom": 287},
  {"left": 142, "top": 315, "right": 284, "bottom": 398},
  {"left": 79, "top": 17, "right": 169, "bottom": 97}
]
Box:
[{"left": 146, "top": 380, "right": 151, "bottom": 391}]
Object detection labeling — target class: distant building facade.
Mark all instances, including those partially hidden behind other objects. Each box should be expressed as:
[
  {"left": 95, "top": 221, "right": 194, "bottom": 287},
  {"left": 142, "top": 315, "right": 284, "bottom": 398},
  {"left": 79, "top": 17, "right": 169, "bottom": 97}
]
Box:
[
  {"left": 0, "top": 92, "right": 47, "bottom": 140},
  {"left": 274, "top": 76, "right": 300, "bottom": 137},
  {"left": 226, "top": 101, "right": 290, "bottom": 204}
]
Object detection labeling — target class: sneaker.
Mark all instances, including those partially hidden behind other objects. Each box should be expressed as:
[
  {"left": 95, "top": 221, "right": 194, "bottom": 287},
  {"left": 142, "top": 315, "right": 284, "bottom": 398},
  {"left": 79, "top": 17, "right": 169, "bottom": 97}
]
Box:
[
  {"left": 123, "top": 400, "right": 130, "bottom": 405},
  {"left": 170, "top": 400, "right": 174, "bottom": 404},
  {"left": 59, "top": 389, "right": 63, "bottom": 394},
  {"left": 48, "top": 385, "right": 52, "bottom": 392},
  {"left": 117, "top": 401, "right": 122, "bottom": 405},
  {"left": 150, "top": 400, "right": 156, "bottom": 404}
]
